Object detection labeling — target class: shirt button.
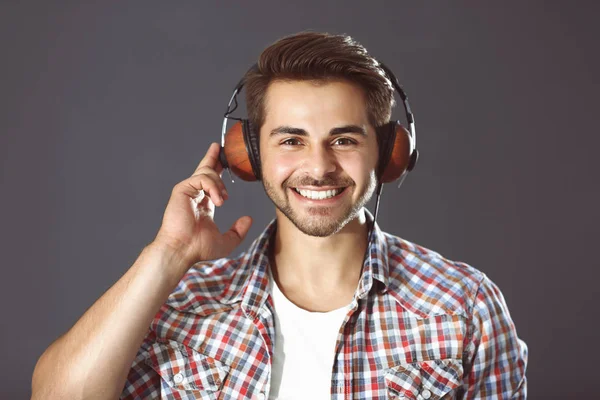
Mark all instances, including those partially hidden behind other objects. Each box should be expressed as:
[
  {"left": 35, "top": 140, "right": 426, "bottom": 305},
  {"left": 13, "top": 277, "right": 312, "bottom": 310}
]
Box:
[
  {"left": 257, "top": 392, "right": 266, "bottom": 400},
  {"left": 421, "top": 389, "right": 431, "bottom": 399},
  {"left": 173, "top": 373, "right": 184, "bottom": 384}
]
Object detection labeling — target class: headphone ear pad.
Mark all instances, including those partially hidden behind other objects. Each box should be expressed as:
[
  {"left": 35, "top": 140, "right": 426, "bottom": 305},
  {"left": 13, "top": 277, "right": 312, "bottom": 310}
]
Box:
[
  {"left": 222, "top": 120, "right": 259, "bottom": 181},
  {"left": 379, "top": 122, "right": 412, "bottom": 183},
  {"left": 243, "top": 119, "right": 262, "bottom": 181}
]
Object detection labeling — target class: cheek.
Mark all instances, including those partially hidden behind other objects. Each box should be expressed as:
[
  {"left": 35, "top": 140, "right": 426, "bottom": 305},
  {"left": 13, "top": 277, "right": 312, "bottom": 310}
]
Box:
[
  {"left": 340, "top": 152, "right": 375, "bottom": 180},
  {"left": 261, "top": 150, "right": 298, "bottom": 181}
]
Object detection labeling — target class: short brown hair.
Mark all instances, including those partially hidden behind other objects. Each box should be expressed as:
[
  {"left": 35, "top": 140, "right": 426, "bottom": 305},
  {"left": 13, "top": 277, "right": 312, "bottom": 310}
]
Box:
[{"left": 244, "top": 31, "right": 395, "bottom": 133}]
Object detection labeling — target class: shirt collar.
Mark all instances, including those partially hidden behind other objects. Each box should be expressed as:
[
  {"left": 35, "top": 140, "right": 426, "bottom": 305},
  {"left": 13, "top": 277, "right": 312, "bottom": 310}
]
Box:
[
  {"left": 357, "top": 209, "right": 390, "bottom": 298},
  {"left": 236, "top": 208, "right": 390, "bottom": 318}
]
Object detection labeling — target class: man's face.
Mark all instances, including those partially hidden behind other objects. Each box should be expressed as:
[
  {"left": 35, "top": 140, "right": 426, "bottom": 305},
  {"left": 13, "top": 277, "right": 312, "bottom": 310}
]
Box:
[{"left": 259, "top": 79, "right": 379, "bottom": 237}]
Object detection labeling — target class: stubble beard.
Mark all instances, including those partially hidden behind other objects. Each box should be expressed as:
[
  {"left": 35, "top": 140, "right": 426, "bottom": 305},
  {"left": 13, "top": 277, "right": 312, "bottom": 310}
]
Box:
[{"left": 262, "top": 174, "right": 378, "bottom": 237}]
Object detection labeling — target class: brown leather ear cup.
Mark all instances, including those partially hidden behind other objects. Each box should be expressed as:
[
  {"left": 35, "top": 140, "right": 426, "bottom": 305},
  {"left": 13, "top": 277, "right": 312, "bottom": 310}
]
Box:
[
  {"left": 377, "top": 121, "right": 415, "bottom": 183},
  {"left": 220, "top": 120, "right": 259, "bottom": 181}
]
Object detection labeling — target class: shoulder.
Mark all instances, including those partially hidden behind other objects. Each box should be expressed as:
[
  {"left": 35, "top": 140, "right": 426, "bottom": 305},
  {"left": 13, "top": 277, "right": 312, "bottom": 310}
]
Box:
[
  {"left": 382, "top": 231, "right": 487, "bottom": 319},
  {"left": 161, "top": 250, "right": 253, "bottom": 316}
]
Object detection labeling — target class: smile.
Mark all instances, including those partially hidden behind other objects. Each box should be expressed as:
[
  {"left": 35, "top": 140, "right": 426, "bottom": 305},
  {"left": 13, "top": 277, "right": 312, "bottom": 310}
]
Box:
[{"left": 293, "top": 187, "right": 346, "bottom": 200}]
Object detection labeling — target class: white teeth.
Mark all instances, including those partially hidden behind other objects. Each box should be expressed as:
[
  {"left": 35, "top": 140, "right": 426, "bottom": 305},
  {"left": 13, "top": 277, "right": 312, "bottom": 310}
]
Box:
[{"left": 295, "top": 188, "right": 343, "bottom": 200}]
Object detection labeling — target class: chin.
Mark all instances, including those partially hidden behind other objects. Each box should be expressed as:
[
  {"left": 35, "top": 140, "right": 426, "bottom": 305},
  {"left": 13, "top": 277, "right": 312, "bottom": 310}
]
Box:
[
  {"left": 281, "top": 203, "right": 361, "bottom": 237},
  {"left": 291, "top": 217, "right": 346, "bottom": 237}
]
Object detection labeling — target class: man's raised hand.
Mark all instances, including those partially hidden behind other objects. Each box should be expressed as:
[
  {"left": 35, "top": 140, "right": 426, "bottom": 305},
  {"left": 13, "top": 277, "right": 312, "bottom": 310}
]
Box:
[{"left": 153, "top": 142, "right": 253, "bottom": 271}]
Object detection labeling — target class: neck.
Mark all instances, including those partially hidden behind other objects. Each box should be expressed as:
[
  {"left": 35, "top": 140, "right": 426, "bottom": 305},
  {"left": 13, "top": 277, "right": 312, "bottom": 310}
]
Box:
[{"left": 269, "top": 208, "right": 370, "bottom": 312}]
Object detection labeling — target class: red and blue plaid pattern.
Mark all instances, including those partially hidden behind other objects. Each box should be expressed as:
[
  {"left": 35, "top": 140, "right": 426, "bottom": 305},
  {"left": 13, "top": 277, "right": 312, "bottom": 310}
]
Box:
[{"left": 121, "top": 214, "right": 527, "bottom": 399}]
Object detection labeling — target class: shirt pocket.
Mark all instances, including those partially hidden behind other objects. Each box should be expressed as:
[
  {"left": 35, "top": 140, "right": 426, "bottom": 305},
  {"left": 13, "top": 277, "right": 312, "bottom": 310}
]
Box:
[
  {"left": 384, "top": 359, "right": 463, "bottom": 400},
  {"left": 145, "top": 339, "right": 230, "bottom": 397}
]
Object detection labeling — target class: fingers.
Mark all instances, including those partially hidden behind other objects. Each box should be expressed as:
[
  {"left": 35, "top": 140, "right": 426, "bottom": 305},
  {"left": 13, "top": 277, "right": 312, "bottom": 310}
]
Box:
[
  {"left": 177, "top": 172, "right": 227, "bottom": 207},
  {"left": 222, "top": 216, "right": 253, "bottom": 252},
  {"left": 194, "top": 142, "right": 224, "bottom": 175},
  {"left": 194, "top": 170, "right": 228, "bottom": 202},
  {"left": 186, "top": 143, "right": 229, "bottom": 203}
]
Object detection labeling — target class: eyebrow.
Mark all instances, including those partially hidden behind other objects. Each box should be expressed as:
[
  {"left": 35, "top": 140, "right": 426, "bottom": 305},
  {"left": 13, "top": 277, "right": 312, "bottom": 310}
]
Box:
[{"left": 269, "top": 124, "right": 367, "bottom": 137}]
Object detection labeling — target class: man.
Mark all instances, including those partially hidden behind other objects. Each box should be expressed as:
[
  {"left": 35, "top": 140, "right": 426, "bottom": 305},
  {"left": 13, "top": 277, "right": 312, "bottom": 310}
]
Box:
[{"left": 32, "top": 32, "right": 527, "bottom": 399}]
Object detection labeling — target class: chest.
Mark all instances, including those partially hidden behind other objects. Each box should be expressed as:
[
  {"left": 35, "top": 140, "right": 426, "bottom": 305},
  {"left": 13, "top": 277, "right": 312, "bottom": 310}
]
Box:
[{"left": 150, "top": 298, "right": 468, "bottom": 399}]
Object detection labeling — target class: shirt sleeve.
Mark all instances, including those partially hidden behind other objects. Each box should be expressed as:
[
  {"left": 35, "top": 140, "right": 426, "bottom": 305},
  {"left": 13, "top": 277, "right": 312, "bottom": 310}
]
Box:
[
  {"left": 119, "top": 329, "right": 162, "bottom": 399},
  {"left": 463, "top": 274, "right": 528, "bottom": 399}
]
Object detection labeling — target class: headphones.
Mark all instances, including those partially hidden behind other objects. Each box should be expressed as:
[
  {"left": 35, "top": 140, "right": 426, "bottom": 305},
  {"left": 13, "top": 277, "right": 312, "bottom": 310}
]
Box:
[{"left": 218, "top": 62, "right": 419, "bottom": 186}]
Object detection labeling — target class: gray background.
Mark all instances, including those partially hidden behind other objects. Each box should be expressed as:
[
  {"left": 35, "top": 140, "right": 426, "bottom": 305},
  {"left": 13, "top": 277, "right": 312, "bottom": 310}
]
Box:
[{"left": 1, "top": 1, "right": 598, "bottom": 398}]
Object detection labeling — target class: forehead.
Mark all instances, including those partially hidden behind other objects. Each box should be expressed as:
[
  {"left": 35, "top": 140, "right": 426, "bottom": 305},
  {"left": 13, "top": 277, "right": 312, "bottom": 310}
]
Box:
[{"left": 262, "top": 79, "right": 370, "bottom": 127}]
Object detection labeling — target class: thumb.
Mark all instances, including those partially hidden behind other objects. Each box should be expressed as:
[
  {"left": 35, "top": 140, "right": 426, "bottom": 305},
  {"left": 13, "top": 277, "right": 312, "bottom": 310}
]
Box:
[{"left": 221, "top": 216, "right": 253, "bottom": 253}]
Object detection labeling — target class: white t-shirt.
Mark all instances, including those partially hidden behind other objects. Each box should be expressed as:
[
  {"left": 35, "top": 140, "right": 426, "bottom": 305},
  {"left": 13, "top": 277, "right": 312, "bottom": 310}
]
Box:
[{"left": 268, "top": 270, "right": 351, "bottom": 400}]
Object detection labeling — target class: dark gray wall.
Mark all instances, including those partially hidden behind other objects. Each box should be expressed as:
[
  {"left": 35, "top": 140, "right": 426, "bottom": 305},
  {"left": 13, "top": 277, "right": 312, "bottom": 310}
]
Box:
[{"left": 1, "top": 2, "right": 598, "bottom": 398}]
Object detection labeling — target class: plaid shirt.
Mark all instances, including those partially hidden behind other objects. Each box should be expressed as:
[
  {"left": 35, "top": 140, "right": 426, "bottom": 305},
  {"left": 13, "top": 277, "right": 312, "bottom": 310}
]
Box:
[{"left": 121, "top": 214, "right": 528, "bottom": 399}]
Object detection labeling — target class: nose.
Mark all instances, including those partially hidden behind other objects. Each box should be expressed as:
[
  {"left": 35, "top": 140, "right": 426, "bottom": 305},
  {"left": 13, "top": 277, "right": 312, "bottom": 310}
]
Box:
[{"left": 305, "top": 144, "right": 337, "bottom": 177}]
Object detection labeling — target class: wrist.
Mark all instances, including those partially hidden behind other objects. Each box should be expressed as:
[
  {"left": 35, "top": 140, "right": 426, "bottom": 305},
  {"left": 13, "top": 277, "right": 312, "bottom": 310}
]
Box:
[
  {"left": 144, "top": 240, "right": 194, "bottom": 286},
  {"left": 151, "top": 234, "right": 194, "bottom": 262}
]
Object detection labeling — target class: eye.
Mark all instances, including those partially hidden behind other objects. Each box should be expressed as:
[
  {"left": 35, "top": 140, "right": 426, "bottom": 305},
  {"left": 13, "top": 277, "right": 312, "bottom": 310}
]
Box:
[
  {"left": 332, "top": 137, "right": 356, "bottom": 146},
  {"left": 281, "top": 137, "right": 302, "bottom": 146}
]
